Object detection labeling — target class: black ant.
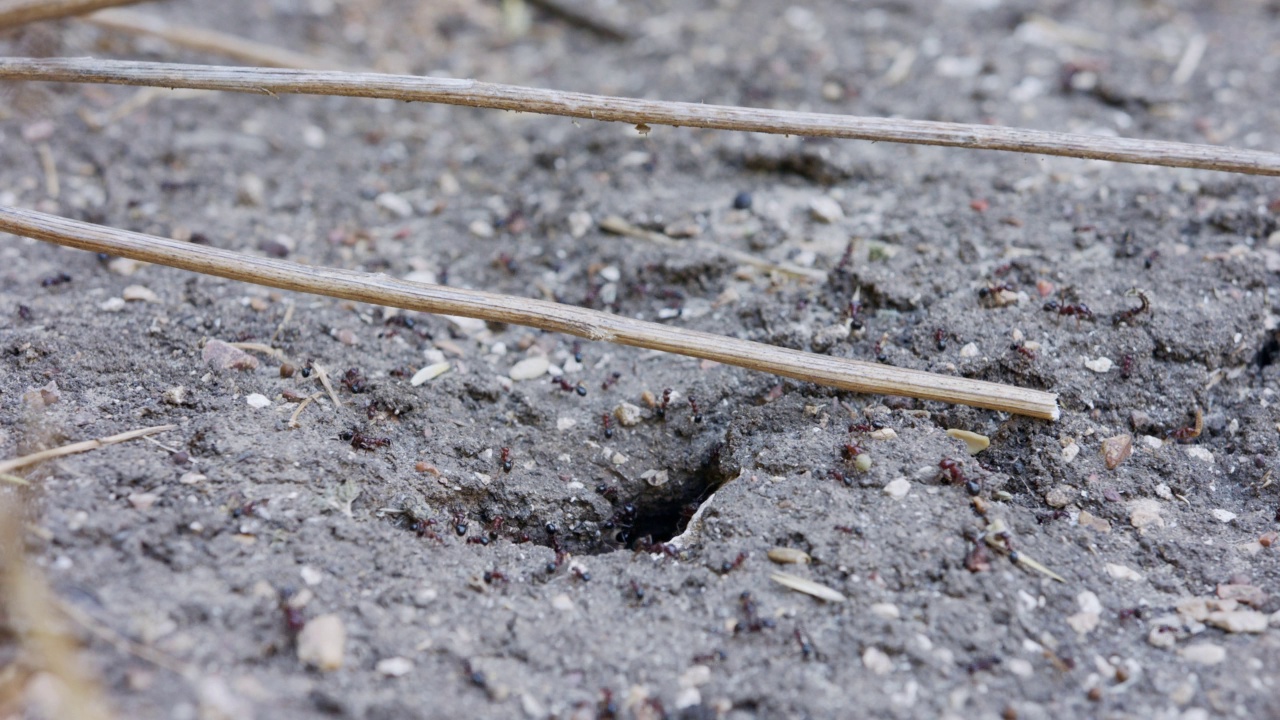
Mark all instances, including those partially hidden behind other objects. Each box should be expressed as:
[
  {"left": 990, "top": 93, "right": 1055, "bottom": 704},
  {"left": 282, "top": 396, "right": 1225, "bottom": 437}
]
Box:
[
  {"left": 500, "top": 447, "right": 513, "bottom": 473},
  {"left": 657, "top": 388, "right": 672, "bottom": 419},
  {"left": 571, "top": 566, "right": 591, "bottom": 582},
  {"left": 828, "top": 469, "right": 851, "bottom": 486},
  {"left": 552, "top": 377, "right": 587, "bottom": 396},
  {"left": 452, "top": 513, "right": 468, "bottom": 536},
  {"left": 40, "top": 272, "right": 72, "bottom": 287},
  {"left": 934, "top": 327, "right": 948, "bottom": 351},
  {"left": 688, "top": 395, "right": 702, "bottom": 423},
  {"left": 847, "top": 297, "right": 864, "bottom": 331},
  {"left": 279, "top": 591, "right": 306, "bottom": 637},
  {"left": 231, "top": 498, "right": 269, "bottom": 519},
  {"left": 571, "top": 340, "right": 583, "bottom": 363},
  {"left": 1010, "top": 342, "right": 1036, "bottom": 360},
  {"left": 601, "top": 413, "right": 613, "bottom": 438},
  {"left": 595, "top": 483, "right": 619, "bottom": 502},
  {"left": 341, "top": 367, "right": 368, "bottom": 393},
  {"left": 842, "top": 443, "right": 866, "bottom": 460},
  {"left": 483, "top": 569, "right": 508, "bottom": 584},
  {"left": 719, "top": 551, "right": 748, "bottom": 574},
  {"left": 736, "top": 591, "right": 774, "bottom": 633},
  {"left": 466, "top": 535, "right": 490, "bottom": 545},
  {"left": 1120, "top": 353, "right": 1135, "bottom": 379},
  {"left": 601, "top": 371, "right": 621, "bottom": 391}
]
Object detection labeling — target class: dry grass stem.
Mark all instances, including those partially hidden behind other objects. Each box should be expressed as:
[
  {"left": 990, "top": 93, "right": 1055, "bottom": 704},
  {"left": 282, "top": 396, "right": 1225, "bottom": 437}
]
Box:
[
  {"left": 0, "top": 206, "right": 1060, "bottom": 419},
  {"left": 311, "top": 362, "right": 342, "bottom": 409},
  {"left": 0, "top": 0, "right": 149, "bottom": 29},
  {"left": 0, "top": 423, "right": 176, "bottom": 474},
  {"left": 525, "top": 0, "right": 631, "bottom": 41},
  {"left": 83, "top": 9, "right": 346, "bottom": 70},
  {"left": 289, "top": 392, "right": 324, "bottom": 429},
  {"left": 0, "top": 57, "right": 1276, "bottom": 175}
]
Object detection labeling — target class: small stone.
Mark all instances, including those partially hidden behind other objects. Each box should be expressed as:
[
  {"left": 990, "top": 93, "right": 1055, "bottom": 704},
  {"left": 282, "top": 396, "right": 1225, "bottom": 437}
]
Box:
[
  {"left": 551, "top": 594, "right": 574, "bottom": 611},
  {"left": 1206, "top": 610, "right": 1268, "bottom": 634},
  {"left": 202, "top": 339, "right": 259, "bottom": 371},
  {"left": 1085, "top": 357, "right": 1113, "bottom": 373},
  {"left": 375, "top": 192, "right": 414, "bottom": 218},
  {"left": 1105, "top": 563, "right": 1143, "bottom": 582},
  {"left": 107, "top": 257, "right": 141, "bottom": 275},
  {"left": 1155, "top": 483, "right": 1173, "bottom": 500},
  {"left": 883, "top": 478, "right": 910, "bottom": 500},
  {"left": 297, "top": 614, "right": 345, "bottom": 671},
  {"left": 862, "top": 647, "right": 893, "bottom": 675},
  {"left": 1078, "top": 510, "right": 1111, "bottom": 533},
  {"left": 869, "top": 603, "right": 900, "bottom": 620},
  {"left": 732, "top": 191, "right": 753, "bottom": 210},
  {"left": 614, "top": 403, "right": 642, "bottom": 426},
  {"left": 1210, "top": 509, "right": 1237, "bottom": 523},
  {"left": 599, "top": 265, "right": 621, "bottom": 282},
  {"left": 509, "top": 356, "right": 550, "bottom": 381},
  {"left": 567, "top": 210, "right": 593, "bottom": 239},
  {"left": 299, "top": 565, "right": 323, "bottom": 586},
  {"left": 611, "top": 452, "right": 627, "bottom": 466},
  {"left": 468, "top": 219, "right": 495, "bottom": 238},
  {"left": 128, "top": 492, "right": 158, "bottom": 511},
  {"left": 1101, "top": 434, "right": 1133, "bottom": 470},
  {"left": 22, "top": 380, "right": 60, "bottom": 409},
  {"left": 640, "top": 469, "right": 668, "bottom": 487},
  {"left": 1067, "top": 611, "right": 1100, "bottom": 635},
  {"left": 1061, "top": 443, "right": 1080, "bottom": 463},
  {"left": 1007, "top": 658, "right": 1034, "bottom": 678},
  {"left": 1178, "top": 643, "right": 1225, "bottom": 666},
  {"left": 1217, "top": 584, "right": 1268, "bottom": 607},
  {"left": 122, "top": 285, "right": 158, "bottom": 303},
  {"left": 679, "top": 665, "right": 711, "bottom": 688},
  {"left": 1142, "top": 435, "right": 1164, "bottom": 449},
  {"left": 162, "top": 385, "right": 188, "bottom": 405},
  {"left": 556, "top": 417, "right": 576, "bottom": 431},
  {"left": 179, "top": 472, "right": 206, "bottom": 485},
  {"left": 959, "top": 342, "right": 979, "bottom": 358},
  {"left": 334, "top": 328, "right": 358, "bottom": 346},
  {"left": 674, "top": 687, "right": 701, "bottom": 710},
  {"left": 1185, "top": 447, "right": 1214, "bottom": 464},
  {"left": 98, "top": 297, "right": 126, "bottom": 312},
  {"left": 809, "top": 196, "right": 844, "bottom": 223},
  {"left": 410, "top": 362, "right": 450, "bottom": 386},
  {"left": 1045, "top": 487, "right": 1071, "bottom": 509},
  {"left": 237, "top": 173, "right": 266, "bottom": 206},
  {"left": 767, "top": 548, "right": 811, "bottom": 565},
  {"left": 245, "top": 393, "right": 271, "bottom": 409},
  {"left": 869, "top": 428, "right": 897, "bottom": 441},
  {"left": 376, "top": 657, "right": 414, "bottom": 677},
  {"left": 1129, "top": 500, "right": 1164, "bottom": 530}
]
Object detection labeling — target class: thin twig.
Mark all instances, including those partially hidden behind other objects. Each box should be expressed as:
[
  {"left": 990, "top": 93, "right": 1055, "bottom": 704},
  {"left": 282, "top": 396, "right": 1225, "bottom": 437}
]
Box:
[
  {"left": 526, "top": 0, "right": 631, "bottom": 42},
  {"left": 311, "top": 362, "right": 342, "bottom": 409},
  {"left": 0, "top": 57, "right": 1276, "bottom": 176},
  {"left": 0, "top": 206, "right": 1060, "bottom": 419},
  {"left": 83, "top": 9, "right": 346, "bottom": 70},
  {"left": 0, "top": 423, "right": 176, "bottom": 474},
  {"left": 0, "top": 0, "right": 150, "bottom": 29},
  {"left": 599, "top": 215, "right": 824, "bottom": 281},
  {"left": 288, "top": 392, "right": 323, "bottom": 429}
]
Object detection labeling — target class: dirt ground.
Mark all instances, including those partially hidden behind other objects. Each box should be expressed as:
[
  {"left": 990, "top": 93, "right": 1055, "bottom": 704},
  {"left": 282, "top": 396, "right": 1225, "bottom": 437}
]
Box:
[{"left": 3, "top": 0, "right": 1280, "bottom": 718}]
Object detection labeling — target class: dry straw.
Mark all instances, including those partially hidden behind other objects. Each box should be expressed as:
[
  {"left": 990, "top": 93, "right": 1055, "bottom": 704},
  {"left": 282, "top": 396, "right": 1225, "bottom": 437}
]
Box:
[
  {"left": 0, "top": 57, "right": 1277, "bottom": 175},
  {"left": 0, "top": 207, "right": 1061, "bottom": 420}
]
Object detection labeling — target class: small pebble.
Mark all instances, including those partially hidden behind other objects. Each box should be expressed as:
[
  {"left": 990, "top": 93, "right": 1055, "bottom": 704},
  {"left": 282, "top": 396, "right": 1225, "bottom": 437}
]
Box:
[
  {"left": 237, "top": 173, "right": 266, "bottom": 206},
  {"left": 468, "top": 219, "right": 495, "bottom": 238},
  {"left": 162, "top": 385, "right": 188, "bottom": 405},
  {"left": 1206, "top": 610, "right": 1268, "bottom": 634},
  {"left": 959, "top": 342, "right": 979, "bottom": 358},
  {"left": 99, "top": 297, "right": 126, "bottom": 312},
  {"left": 567, "top": 210, "right": 593, "bottom": 239},
  {"left": 614, "top": 403, "right": 642, "bottom": 426},
  {"left": 1210, "top": 509, "right": 1237, "bottom": 523},
  {"left": 203, "top": 339, "right": 259, "bottom": 371},
  {"left": 869, "top": 603, "right": 899, "bottom": 619},
  {"left": 1185, "top": 447, "right": 1214, "bottom": 464},
  {"left": 297, "top": 614, "right": 345, "bottom": 671},
  {"left": 883, "top": 478, "right": 910, "bottom": 500},
  {"left": 1085, "top": 357, "right": 1113, "bottom": 373},
  {"left": 375, "top": 657, "right": 414, "bottom": 677},
  {"left": 1178, "top": 643, "right": 1225, "bottom": 666},
  {"left": 300, "top": 565, "right": 323, "bottom": 586},
  {"left": 375, "top": 192, "right": 414, "bottom": 218},
  {"left": 1129, "top": 500, "right": 1164, "bottom": 530},
  {"left": 808, "top": 196, "right": 844, "bottom": 223},
  {"left": 640, "top": 469, "right": 668, "bottom": 487},
  {"left": 1045, "top": 487, "right": 1071, "bottom": 509},
  {"left": 122, "top": 285, "right": 158, "bottom": 303},
  {"left": 862, "top": 647, "right": 893, "bottom": 675},
  {"left": 245, "top": 393, "right": 271, "bottom": 409},
  {"left": 1104, "top": 563, "right": 1143, "bottom": 581},
  {"left": 1061, "top": 443, "right": 1080, "bottom": 462},
  {"left": 869, "top": 428, "right": 897, "bottom": 441},
  {"left": 551, "top": 594, "right": 574, "bottom": 611},
  {"left": 128, "top": 493, "right": 158, "bottom": 511},
  {"left": 732, "top": 191, "right": 753, "bottom": 210},
  {"left": 1101, "top": 434, "right": 1133, "bottom": 470}
]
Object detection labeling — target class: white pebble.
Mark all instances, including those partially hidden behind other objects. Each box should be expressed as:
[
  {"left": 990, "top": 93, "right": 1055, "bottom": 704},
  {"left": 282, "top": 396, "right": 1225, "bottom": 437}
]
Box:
[
  {"left": 375, "top": 657, "right": 414, "bottom": 677},
  {"left": 122, "top": 285, "right": 158, "bottom": 303},
  {"left": 1061, "top": 443, "right": 1080, "bottom": 462},
  {"left": 614, "top": 403, "right": 642, "bottom": 426},
  {"left": 599, "top": 265, "right": 621, "bottom": 282},
  {"left": 862, "top": 647, "right": 893, "bottom": 675},
  {"left": 297, "top": 614, "right": 345, "bottom": 670},
  {"left": 883, "top": 478, "right": 911, "bottom": 500},
  {"left": 1178, "top": 643, "right": 1225, "bottom": 666},
  {"left": 1210, "top": 509, "right": 1237, "bottom": 523},
  {"left": 1085, "top": 357, "right": 1113, "bottom": 373},
  {"left": 1105, "top": 563, "right": 1143, "bottom": 581},
  {"left": 98, "top": 297, "right": 126, "bottom": 312},
  {"left": 809, "top": 196, "right": 844, "bottom": 223},
  {"left": 959, "top": 342, "right": 979, "bottom": 358},
  {"left": 245, "top": 393, "right": 271, "bottom": 408},
  {"left": 300, "top": 565, "right": 323, "bottom": 586},
  {"left": 1186, "top": 447, "right": 1214, "bottom": 464},
  {"left": 375, "top": 192, "right": 414, "bottom": 218}
]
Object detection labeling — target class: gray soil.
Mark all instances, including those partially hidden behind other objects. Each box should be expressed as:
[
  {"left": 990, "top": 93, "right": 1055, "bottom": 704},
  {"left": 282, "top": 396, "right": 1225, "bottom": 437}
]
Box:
[{"left": 3, "top": 1, "right": 1280, "bottom": 718}]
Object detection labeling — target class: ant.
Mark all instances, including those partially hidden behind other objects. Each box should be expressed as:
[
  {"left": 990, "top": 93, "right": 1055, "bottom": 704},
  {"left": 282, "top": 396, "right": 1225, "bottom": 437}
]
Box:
[
  {"left": 552, "top": 377, "right": 587, "bottom": 396},
  {"left": 231, "top": 498, "right": 269, "bottom": 519},
  {"left": 340, "top": 428, "right": 391, "bottom": 450},
  {"left": 842, "top": 443, "right": 866, "bottom": 460},
  {"left": 482, "top": 569, "right": 508, "bottom": 584},
  {"left": 692, "top": 650, "right": 726, "bottom": 664},
  {"left": 658, "top": 388, "right": 673, "bottom": 419},
  {"left": 601, "top": 413, "right": 613, "bottom": 438},
  {"left": 794, "top": 627, "right": 816, "bottom": 660},
  {"left": 500, "top": 447, "right": 513, "bottom": 473},
  {"left": 1111, "top": 289, "right": 1150, "bottom": 326},
  {"left": 279, "top": 591, "right": 306, "bottom": 637},
  {"left": 341, "top": 368, "right": 368, "bottom": 394},
  {"left": 40, "top": 272, "right": 72, "bottom": 287},
  {"left": 934, "top": 328, "right": 948, "bottom": 351},
  {"left": 571, "top": 340, "right": 583, "bottom": 363},
  {"left": 688, "top": 395, "right": 702, "bottom": 423},
  {"left": 1043, "top": 299, "right": 1095, "bottom": 323},
  {"left": 601, "top": 371, "right": 621, "bottom": 391},
  {"left": 719, "top": 551, "right": 748, "bottom": 574},
  {"left": 1168, "top": 409, "right": 1203, "bottom": 442},
  {"left": 939, "top": 457, "right": 982, "bottom": 495},
  {"left": 847, "top": 297, "right": 864, "bottom": 331},
  {"left": 452, "top": 513, "right": 468, "bottom": 536},
  {"left": 736, "top": 591, "right": 774, "bottom": 633},
  {"left": 571, "top": 566, "right": 591, "bottom": 582},
  {"left": 466, "top": 535, "right": 490, "bottom": 545},
  {"left": 411, "top": 517, "right": 440, "bottom": 540},
  {"left": 595, "top": 482, "right": 619, "bottom": 502},
  {"left": 1120, "top": 353, "right": 1136, "bottom": 379},
  {"left": 1010, "top": 342, "right": 1036, "bottom": 360},
  {"left": 977, "top": 283, "right": 1016, "bottom": 305},
  {"left": 629, "top": 580, "right": 646, "bottom": 602},
  {"left": 828, "top": 469, "right": 851, "bottom": 486}
]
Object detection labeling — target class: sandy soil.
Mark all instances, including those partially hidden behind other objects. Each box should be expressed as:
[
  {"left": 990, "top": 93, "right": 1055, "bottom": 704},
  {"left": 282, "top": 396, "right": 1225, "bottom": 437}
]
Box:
[{"left": 2, "top": 1, "right": 1280, "bottom": 718}]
